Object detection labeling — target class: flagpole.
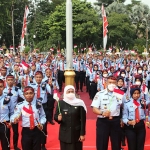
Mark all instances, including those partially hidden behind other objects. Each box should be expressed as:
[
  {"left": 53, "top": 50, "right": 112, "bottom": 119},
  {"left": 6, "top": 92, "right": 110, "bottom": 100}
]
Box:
[
  {"left": 11, "top": 2, "right": 15, "bottom": 53},
  {"left": 64, "top": 0, "right": 75, "bottom": 86}
]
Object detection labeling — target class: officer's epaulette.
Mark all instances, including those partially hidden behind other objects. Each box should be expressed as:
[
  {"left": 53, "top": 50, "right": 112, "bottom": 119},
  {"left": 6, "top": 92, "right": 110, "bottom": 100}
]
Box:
[
  {"left": 3, "top": 96, "right": 11, "bottom": 105},
  {"left": 15, "top": 86, "right": 20, "bottom": 91},
  {"left": 99, "top": 89, "right": 105, "bottom": 93},
  {"left": 17, "top": 101, "right": 24, "bottom": 105},
  {"left": 125, "top": 100, "right": 130, "bottom": 103}
]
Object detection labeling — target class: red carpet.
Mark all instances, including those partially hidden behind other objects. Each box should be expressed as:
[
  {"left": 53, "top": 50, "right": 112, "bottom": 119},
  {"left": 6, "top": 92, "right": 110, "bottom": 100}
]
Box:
[{"left": 3, "top": 88, "right": 150, "bottom": 150}]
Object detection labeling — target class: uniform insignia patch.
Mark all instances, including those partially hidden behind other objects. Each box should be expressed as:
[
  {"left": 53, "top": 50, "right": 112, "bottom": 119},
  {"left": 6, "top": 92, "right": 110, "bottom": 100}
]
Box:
[
  {"left": 75, "top": 107, "right": 77, "bottom": 109},
  {"left": 18, "top": 102, "right": 23, "bottom": 105},
  {"left": 94, "top": 96, "right": 98, "bottom": 100},
  {"left": 65, "top": 112, "right": 67, "bottom": 114},
  {"left": 103, "top": 99, "right": 107, "bottom": 101}
]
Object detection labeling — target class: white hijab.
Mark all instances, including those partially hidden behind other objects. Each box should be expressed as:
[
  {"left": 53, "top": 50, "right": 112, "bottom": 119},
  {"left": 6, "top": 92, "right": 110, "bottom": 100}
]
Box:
[{"left": 63, "top": 85, "right": 87, "bottom": 113}]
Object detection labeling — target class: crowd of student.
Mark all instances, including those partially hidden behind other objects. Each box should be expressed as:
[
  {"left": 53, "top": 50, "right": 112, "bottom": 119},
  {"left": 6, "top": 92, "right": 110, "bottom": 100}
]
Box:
[{"left": 0, "top": 51, "right": 150, "bottom": 150}]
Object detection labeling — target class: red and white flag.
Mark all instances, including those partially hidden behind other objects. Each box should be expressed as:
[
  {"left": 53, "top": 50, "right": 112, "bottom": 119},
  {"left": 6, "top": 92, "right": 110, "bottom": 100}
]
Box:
[
  {"left": 74, "top": 45, "right": 77, "bottom": 48},
  {"left": 9, "top": 46, "right": 14, "bottom": 50},
  {"left": 22, "top": 106, "right": 34, "bottom": 117},
  {"left": 50, "top": 48, "right": 54, "bottom": 51},
  {"left": 113, "top": 88, "right": 125, "bottom": 100},
  {"left": 102, "top": 4, "right": 108, "bottom": 50},
  {"left": 20, "top": 6, "right": 29, "bottom": 52},
  {"left": 53, "top": 90, "right": 60, "bottom": 101},
  {"left": 21, "top": 61, "right": 29, "bottom": 70}
]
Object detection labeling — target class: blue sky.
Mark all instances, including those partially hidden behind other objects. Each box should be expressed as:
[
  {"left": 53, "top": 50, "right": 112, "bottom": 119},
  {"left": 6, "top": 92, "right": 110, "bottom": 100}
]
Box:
[{"left": 87, "top": 0, "right": 150, "bottom": 7}]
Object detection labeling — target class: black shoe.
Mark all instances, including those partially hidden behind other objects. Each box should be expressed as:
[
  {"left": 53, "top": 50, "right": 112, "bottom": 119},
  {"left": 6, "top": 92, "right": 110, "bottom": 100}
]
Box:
[
  {"left": 14, "top": 147, "right": 21, "bottom": 150},
  {"left": 50, "top": 120, "right": 55, "bottom": 125},
  {"left": 41, "top": 144, "right": 47, "bottom": 150}
]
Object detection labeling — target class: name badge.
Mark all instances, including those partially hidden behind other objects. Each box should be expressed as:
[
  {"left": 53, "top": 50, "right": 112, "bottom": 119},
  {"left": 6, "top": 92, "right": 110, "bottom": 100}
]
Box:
[
  {"left": 63, "top": 109, "right": 68, "bottom": 114},
  {"left": 103, "top": 99, "right": 108, "bottom": 101}
]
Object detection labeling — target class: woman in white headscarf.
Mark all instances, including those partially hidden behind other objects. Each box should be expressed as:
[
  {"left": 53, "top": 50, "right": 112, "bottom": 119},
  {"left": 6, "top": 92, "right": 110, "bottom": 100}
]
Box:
[{"left": 54, "top": 85, "right": 87, "bottom": 150}]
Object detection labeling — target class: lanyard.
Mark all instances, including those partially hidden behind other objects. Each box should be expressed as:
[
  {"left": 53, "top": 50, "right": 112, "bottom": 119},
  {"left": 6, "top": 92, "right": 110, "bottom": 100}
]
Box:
[{"left": 108, "top": 95, "right": 113, "bottom": 110}]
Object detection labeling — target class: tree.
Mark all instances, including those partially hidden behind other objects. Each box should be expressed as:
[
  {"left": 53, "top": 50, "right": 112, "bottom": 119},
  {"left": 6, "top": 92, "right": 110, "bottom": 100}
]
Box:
[
  {"left": 0, "top": 0, "right": 30, "bottom": 48},
  {"left": 34, "top": 0, "right": 101, "bottom": 51},
  {"left": 129, "top": 4, "right": 150, "bottom": 38},
  {"left": 107, "top": 12, "right": 136, "bottom": 48},
  {"left": 94, "top": 0, "right": 125, "bottom": 7},
  {"left": 106, "top": 2, "right": 128, "bottom": 15}
]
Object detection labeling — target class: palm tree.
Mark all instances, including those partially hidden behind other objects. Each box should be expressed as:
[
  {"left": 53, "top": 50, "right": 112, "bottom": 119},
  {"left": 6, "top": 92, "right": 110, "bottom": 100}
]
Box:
[{"left": 129, "top": 4, "right": 150, "bottom": 38}]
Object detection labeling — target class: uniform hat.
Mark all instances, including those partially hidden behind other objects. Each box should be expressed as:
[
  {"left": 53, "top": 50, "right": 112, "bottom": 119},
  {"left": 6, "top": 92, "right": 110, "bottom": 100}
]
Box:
[
  {"left": 6, "top": 74, "right": 14, "bottom": 79},
  {"left": 30, "top": 63, "right": 36, "bottom": 67},
  {"left": 93, "top": 64, "right": 98, "bottom": 67},
  {"left": 134, "top": 75, "right": 143, "bottom": 83},
  {"left": 35, "top": 71, "right": 43, "bottom": 76},
  {"left": 102, "top": 69, "right": 108, "bottom": 73},
  {"left": 130, "top": 85, "right": 140, "bottom": 97},
  {"left": 24, "top": 86, "right": 34, "bottom": 93},
  {"left": 45, "top": 68, "right": 51, "bottom": 72},
  {"left": 120, "top": 70, "right": 126, "bottom": 75},
  {"left": 107, "top": 76, "right": 117, "bottom": 80},
  {"left": 1, "top": 66, "right": 7, "bottom": 70}
]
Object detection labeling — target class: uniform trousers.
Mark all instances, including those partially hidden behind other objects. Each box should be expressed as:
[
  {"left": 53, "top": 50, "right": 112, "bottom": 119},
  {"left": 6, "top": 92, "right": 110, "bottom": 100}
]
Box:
[
  {"left": 58, "top": 70, "right": 65, "bottom": 91},
  {"left": 41, "top": 103, "right": 48, "bottom": 145},
  {"left": 60, "top": 141, "right": 82, "bottom": 150},
  {"left": 12, "top": 123, "right": 19, "bottom": 148},
  {"left": 75, "top": 71, "right": 84, "bottom": 91},
  {"left": 96, "top": 117, "right": 121, "bottom": 150},
  {"left": 83, "top": 71, "right": 86, "bottom": 86},
  {"left": 124, "top": 120, "right": 146, "bottom": 150},
  {"left": 0, "top": 123, "right": 10, "bottom": 150},
  {"left": 47, "top": 94, "right": 55, "bottom": 122},
  {"left": 148, "top": 81, "right": 150, "bottom": 92},
  {"left": 21, "top": 127, "right": 41, "bottom": 150},
  {"left": 90, "top": 82, "right": 97, "bottom": 99},
  {"left": 86, "top": 76, "right": 90, "bottom": 92}
]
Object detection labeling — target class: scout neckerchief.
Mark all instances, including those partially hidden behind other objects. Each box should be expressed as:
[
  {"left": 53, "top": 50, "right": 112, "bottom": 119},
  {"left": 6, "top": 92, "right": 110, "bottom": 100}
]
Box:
[{"left": 133, "top": 100, "right": 140, "bottom": 123}]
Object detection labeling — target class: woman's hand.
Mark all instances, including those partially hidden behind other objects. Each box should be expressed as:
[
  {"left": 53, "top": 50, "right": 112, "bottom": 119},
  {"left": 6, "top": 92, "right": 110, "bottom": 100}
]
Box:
[
  {"left": 79, "top": 135, "right": 85, "bottom": 142},
  {"left": 58, "top": 114, "right": 62, "bottom": 121}
]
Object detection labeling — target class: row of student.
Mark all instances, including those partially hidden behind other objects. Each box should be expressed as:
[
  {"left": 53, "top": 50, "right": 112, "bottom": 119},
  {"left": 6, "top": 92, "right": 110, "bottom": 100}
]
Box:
[
  {"left": 1, "top": 52, "right": 150, "bottom": 92},
  {"left": 0, "top": 70, "right": 56, "bottom": 150},
  {"left": 0, "top": 71, "right": 150, "bottom": 150}
]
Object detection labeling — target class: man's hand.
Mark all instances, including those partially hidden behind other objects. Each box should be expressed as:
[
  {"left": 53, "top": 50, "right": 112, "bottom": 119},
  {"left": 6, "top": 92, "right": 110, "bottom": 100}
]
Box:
[
  {"left": 120, "top": 119, "right": 124, "bottom": 127},
  {"left": 37, "top": 124, "right": 43, "bottom": 130},
  {"left": 13, "top": 118, "right": 19, "bottom": 124},
  {"left": 128, "top": 120, "right": 136, "bottom": 126},
  {"left": 102, "top": 110, "right": 110, "bottom": 117}
]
